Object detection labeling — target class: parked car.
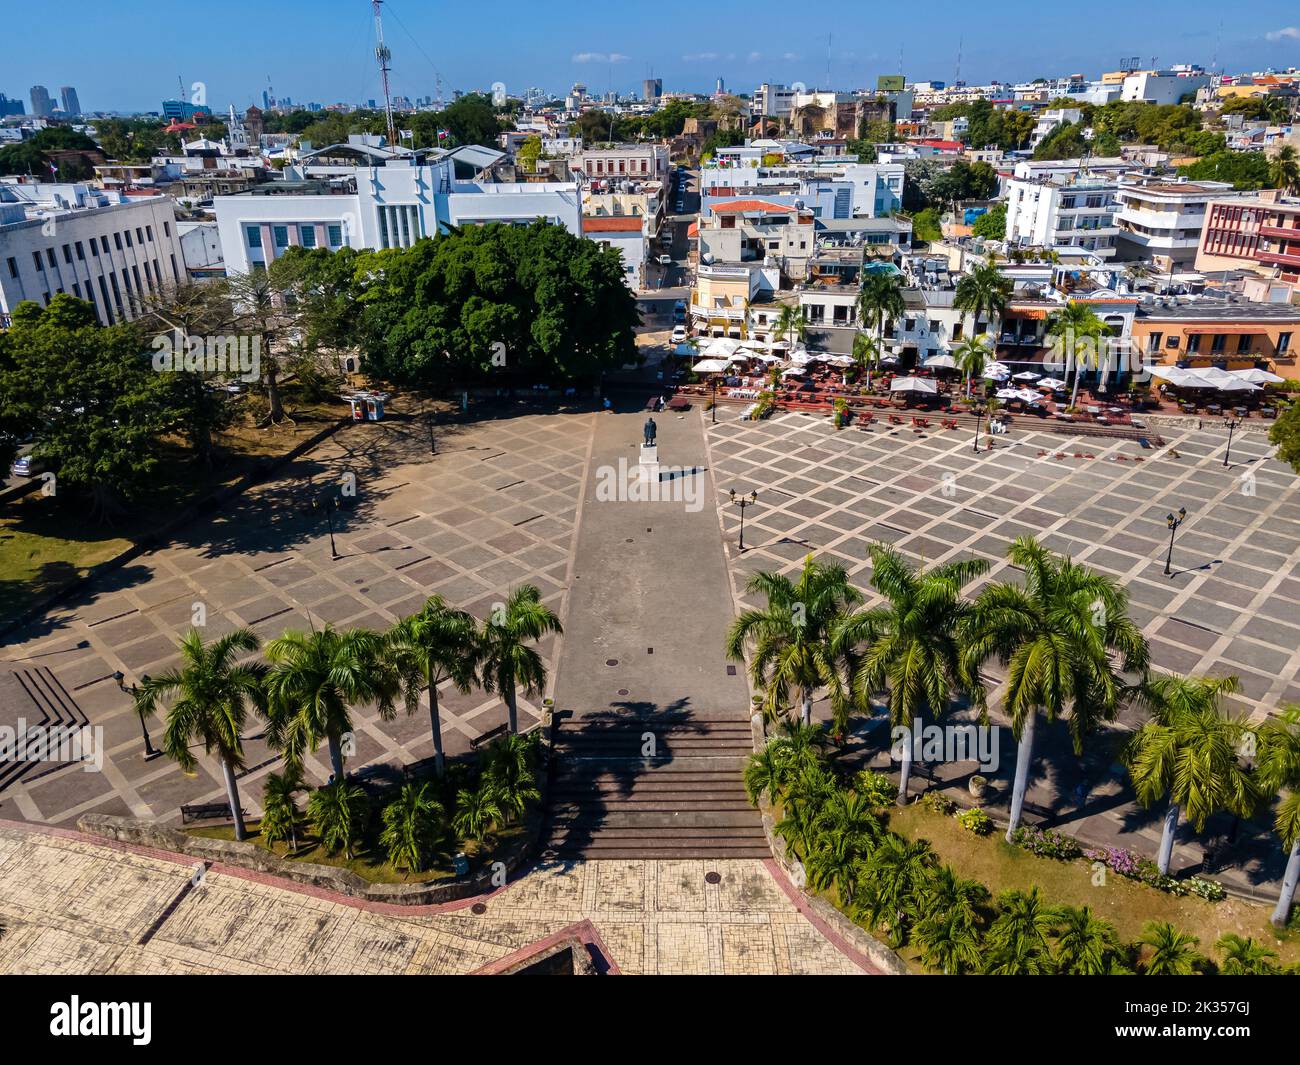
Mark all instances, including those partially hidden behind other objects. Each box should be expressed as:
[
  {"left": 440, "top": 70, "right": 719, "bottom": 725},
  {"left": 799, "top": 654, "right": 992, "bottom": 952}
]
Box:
[
  {"left": 656, "top": 254, "right": 673, "bottom": 266},
  {"left": 10, "top": 454, "right": 47, "bottom": 478},
  {"left": 671, "top": 325, "right": 689, "bottom": 343}
]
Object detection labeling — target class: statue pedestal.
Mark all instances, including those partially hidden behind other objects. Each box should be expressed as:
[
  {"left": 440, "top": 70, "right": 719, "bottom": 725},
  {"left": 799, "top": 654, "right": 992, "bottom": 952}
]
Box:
[{"left": 639, "top": 444, "right": 659, "bottom": 482}]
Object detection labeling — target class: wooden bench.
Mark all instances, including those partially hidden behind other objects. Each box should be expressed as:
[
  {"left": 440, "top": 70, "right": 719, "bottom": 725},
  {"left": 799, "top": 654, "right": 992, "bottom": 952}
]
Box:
[
  {"left": 470, "top": 723, "right": 509, "bottom": 750},
  {"left": 180, "top": 802, "right": 246, "bottom": 825}
]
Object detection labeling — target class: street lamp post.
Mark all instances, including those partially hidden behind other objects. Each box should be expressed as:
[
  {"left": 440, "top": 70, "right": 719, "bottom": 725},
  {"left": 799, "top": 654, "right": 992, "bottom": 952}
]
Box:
[
  {"left": 312, "top": 495, "right": 341, "bottom": 560},
  {"left": 1222, "top": 417, "right": 1240, "bottom": 468},
  {"left": 1164, "top": 507, "right": 1187, "bottom": 577},
  {"left": 114, "top": 671, "right": 161, "bottom": 759},
  {"left": 729, "top": 488, "right": 758, "bottom": 551},
  {"left": 711, "top": 375, "right": 719, "bottom": 425},
  {"left": 972, "top": 406, "right": 985, "bottom": 453},
  {"left": 427, "top": 401, "right": 437, "bottom": 455}
]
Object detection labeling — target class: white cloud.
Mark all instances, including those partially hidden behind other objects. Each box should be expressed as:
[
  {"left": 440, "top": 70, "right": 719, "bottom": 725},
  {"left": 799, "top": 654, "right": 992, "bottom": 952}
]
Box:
[
  {"left": 782, "top": 52, "right": 801, "bottom": 61},
  {"left": 1265, "top": 26, "right": 1300, "bottom": 40},
  {"left": 572, "top": 52, "right": 629, "bottom": 64},
  {"left": 747, "top": 51, "right": 763, "bottom": 63},
  {"left": 682, "top": 52, "right": 720, "bottom": 62}
]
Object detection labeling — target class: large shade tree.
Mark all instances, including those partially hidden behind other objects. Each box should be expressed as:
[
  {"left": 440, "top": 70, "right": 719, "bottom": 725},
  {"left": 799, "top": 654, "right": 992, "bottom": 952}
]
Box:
[{"left": 962, "top": 537, "right": 1149, "bottom": 842}]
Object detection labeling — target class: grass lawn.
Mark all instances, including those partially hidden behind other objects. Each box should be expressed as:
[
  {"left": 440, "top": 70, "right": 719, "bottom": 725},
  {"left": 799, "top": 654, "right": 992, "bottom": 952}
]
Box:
[
  {"left": 0, "top": 389, "right": 342, "bottom": 626},
  {"left": 188, "top": 819, "right": 526, "bottom": 886},
  {"left": 887, "top": 804, "right": 1299, "bottom": 968}
]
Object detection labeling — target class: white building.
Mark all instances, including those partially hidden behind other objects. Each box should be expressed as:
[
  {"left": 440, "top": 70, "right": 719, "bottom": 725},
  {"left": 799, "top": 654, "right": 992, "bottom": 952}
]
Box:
[
  {"left": 0, "top": 182, "right": 184, "bottom": 325},
  {"left": 1005, "top": 173, "right": 1122, "bottom": 260},
  {"left": 701, "top": 156, "right": 905, "bottom": 218},
  {"left": 753, "top": 83, "right": 796, "bottom": 120},
  {"left": 1114, "top": 176, "right": 1253, "bottom": 271},
  {"left": 1120, "top": 70, "right": 1212, "bottom": 107},
  {"left": 1030, "top": 108, "right": 1082, "bottom": 150},
  {"left": 213, "top": 154, "right": 582, "bottom": 276}
]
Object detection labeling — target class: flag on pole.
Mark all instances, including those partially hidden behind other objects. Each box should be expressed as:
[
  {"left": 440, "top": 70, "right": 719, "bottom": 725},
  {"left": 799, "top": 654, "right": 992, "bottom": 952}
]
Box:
[{"left": 437, "top": 129, "right": 449, "bottom": 140}]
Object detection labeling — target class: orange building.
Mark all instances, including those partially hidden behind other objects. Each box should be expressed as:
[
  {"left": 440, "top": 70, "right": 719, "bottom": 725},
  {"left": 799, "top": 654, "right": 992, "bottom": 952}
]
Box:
[{"left": 1130, "top": 301, "right": 1300, "bottom": 380}]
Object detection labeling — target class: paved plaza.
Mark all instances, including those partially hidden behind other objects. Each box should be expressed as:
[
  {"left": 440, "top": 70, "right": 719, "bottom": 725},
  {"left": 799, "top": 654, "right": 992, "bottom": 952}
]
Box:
[
  {"left": 0, "top": 407, "right": 593, "bottom": 826},
  {"left": 0, "top": 824, "right": 866, "bottom": 975},
  {"left": 704, "top": 405, "right": 1300, "bottom": 891}
]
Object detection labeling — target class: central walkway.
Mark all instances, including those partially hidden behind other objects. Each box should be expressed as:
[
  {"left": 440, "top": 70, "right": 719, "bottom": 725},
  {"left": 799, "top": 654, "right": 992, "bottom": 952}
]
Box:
[{"left": 546, "top": 407, "right": 768, "bottom": 859}]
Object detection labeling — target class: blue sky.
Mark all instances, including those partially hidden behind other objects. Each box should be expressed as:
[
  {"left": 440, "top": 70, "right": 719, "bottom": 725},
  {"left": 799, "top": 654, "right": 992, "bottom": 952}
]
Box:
[{"left": 5, "top": 0, "right": 1300, "bottom": 113}]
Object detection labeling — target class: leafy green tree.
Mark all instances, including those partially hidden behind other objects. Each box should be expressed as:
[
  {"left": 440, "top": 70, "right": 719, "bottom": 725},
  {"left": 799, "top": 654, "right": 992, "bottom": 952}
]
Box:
[
  {"left": 1045, "top": 302, "right": 1110, "bottom": 407},
  {"left": 911, "top": 207, "right": 942, "bottom": 242},
  {"left": 1138, "top": 921, "right": 1204, "bottom": 975},
  {"left": 308, "top": 779, "right": 371, "bottom": 858},
  {"left": 774, "top": 304, "right": 806, "bottom": 352},
  {"left": 265, "top": 626, "right": 401, "bottom": 780},
  {"left": 1247, "top": 705, "right": 1300, "bottom": 926},
  {"left": 1268, "top": 145, "right": 1300, "bottom": 195},
  {"left": 851, "top": 332, "right": 882, "bottom": 388},
  {"left": 726, "top": 555, "right": 862, "bottom": 728},
  {"left": 836, "top": 545, "right": 988, "bottom": 804},
  {"left": 952, "top": 335, "right": 992, "bottom": 399},
  {"left": 859, "top": 833, "right": 936, "bottom": 947},
  {"left": 1269, "top": 400, "right": 1300, "bottom": 475},
  {"left": 962, "top": 537, "right": 1149, "bottom": 842},
  {"left": 379, "top": 782, "right": 446, "bottom": 873},
  {"left": 1178, "top": 151, "right": 1272, "bottom": 190},
  {"left": 260, "top": 768, "right": 304, "bottom": 852},
  {"left": 389, "top": 596, "right": 480, "bottom": 774},
  {"left": 971, "top": 203, "right": 1007, "bottom": 240},
  {"left": 1126, "top": 674, "right": 1259, "bottom": 875},
  {"left": 135, "top": 629, "right": 267, "bottom": 841},
  {"left": 478, "top": 585, "right": 562, "bottom": 734}
]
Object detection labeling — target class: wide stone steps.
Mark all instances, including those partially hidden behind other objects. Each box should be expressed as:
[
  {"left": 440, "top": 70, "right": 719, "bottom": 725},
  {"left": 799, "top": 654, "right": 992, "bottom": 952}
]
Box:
[
  {"left": 544, "top": 717, "right": 768, "bottom": 860},
  {"left": 0, "top": 666, "right": 91, "bottom": 794}
]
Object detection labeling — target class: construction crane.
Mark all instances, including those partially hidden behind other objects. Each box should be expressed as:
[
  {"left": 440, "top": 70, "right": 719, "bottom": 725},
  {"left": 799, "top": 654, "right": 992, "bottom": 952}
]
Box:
[{"left": 372, "top": 1, "right": 398, "bottom": 147}]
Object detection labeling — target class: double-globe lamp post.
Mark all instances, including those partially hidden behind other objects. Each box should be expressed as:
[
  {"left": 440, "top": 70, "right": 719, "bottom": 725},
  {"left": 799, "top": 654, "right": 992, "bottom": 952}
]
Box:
[{"left": 730, "top": 488, "right": 758, "bottom": 551}]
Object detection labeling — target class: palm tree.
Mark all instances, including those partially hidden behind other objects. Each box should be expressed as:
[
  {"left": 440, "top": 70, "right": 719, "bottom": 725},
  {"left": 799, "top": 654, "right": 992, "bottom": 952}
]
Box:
[
  {"left": 480, "top": 732, "right": 542, "bottom": 822},
  {"left": 851, "top": 331, "right": 881, "bottom": 389},
  {"left": 307, "top": 779, "right": 370, "bottom": 858},
  {"left": 1268, "top": 145, "right": 1300, "bottom": 195},
  {"left": 1138, "top": 921, "right": 1203, "bottom": 975},
  {"left": 962, "top": 537, "right": 1149, "bottom": 843},
  {"left": 860, "top": 833, "right": 936, "bottom": 947},
  {"left": 1215, "top": 934, "right": 1281, "bottom": 975},
  {"left": 1249, "top": 704, "right": 1300, "bottom": 926},
  {"left": 478, "top": 585, "right": 562, "bottom": 735},
  {"left": 379, "top": 781, "right": 446, "bottom": 874},
  {"left": 915, "top": 865, "right": 988, "bottom": 974},
  {"left": 774, "top": 763, "right": 838, "bottom": 859},
  {"left": 774, "top": 303, "right": 806, "bottom": 353},
  {"left": 952, "top": 335, "right": 991, "bottom": 399},
  {"left": 260, "top": 767, "right": 304, "bottom": 852},
  {"left": 953, "top": 261, "right": 1012, "bottom": 349},
  {"left": 1126, "top": 673, "right": 1259, "bottom": 876},
  {"left": 1046, "top": 302, "right": 1110, "bottom": 407},
  {"left": 1052, "top": 905, "right": 1124, "bottom": 975},
  {"left": 265, "top": 626, "right": 401, "bottom": 781},
  {"left": 745, "top": 719, "right": 830, "bottom": 803},
  {"left": 135, "top": 628, "right": 267, "bottom": 842},
  {"left": 837, "top": 545, "right": 988, "bottom": 804},
  {"left": 389, "top": 596, "right": 480, "bottom": 775},
  {"left": 857, "top": 270, "right": 905, "bottom": 357},
  {"left": 984, "top": 886, "right": 1060, "bottom": 975},
  {"left": 726, "top": 554, "right": 862, "bottom": 728},
  {"left": 453, "top": 783, "right": 504, "bottom": 843}
]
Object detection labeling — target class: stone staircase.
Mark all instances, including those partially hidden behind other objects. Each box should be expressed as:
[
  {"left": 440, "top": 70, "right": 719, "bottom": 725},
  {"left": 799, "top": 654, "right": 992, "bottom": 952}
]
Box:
[{"left": 544, "top": 715, "right": 769, "bottom": 860}]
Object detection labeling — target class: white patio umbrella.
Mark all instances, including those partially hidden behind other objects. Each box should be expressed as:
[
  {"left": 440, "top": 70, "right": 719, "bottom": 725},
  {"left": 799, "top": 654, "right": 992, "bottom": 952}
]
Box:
[
  {"left": 691, "top": 358, "right": 732, "bottom": 374},
  {"left": 1016, "top": 388, "right": 1043, "bottom": 403},
  {"left": 891, "top": 377, "right": 939, "bottom": 394},
  {"left": 1231, "top": 367, "right": 1284, "bottom": 385},
  {"left": 995, "top": 388, "right": 1020, "bottom": 400},
  {"left": 923, "top": 353, "right": 958, "bottom": 370},
  {"left": 701, "top": 337, "right": 741, "bottom": 359},
  {"left": 790, "top": 350, "right": 814, "bottom": 366},
  {"left": 1037, "top": 377, "right": 1067, "bottom": 390},
  {"left": 983, "top": 362, "right": 1011, "bottom": 379},
  {"left": 782, "top": 367, "right": 807, "bottom": 377},
  {"left": 1013, "top": 370, "right": 1041, "bottom": 381}
]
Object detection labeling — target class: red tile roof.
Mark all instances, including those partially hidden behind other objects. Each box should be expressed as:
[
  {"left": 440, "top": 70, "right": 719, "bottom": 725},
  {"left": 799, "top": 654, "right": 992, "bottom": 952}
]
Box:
[
  {"left": 710, "top": 199, "right": 795, "bottom": 214},
  {"left": 582, "top": 216, "right": 644, "bottom": 233}
]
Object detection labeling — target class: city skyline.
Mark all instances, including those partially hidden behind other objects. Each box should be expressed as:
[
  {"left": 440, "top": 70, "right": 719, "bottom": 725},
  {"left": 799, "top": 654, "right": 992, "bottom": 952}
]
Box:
[{"left": 4, "top": 0, "right": 1300, "bottom": 114}]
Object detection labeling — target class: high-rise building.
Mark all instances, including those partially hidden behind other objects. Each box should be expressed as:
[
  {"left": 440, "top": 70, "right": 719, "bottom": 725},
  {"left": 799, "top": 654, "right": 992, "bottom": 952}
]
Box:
[
  {"left": 30, "top": 85, "right": 53, "bottom": 118},
  {"left": 59, "top": 86, "right": 81, "bottom": 116},
  {"left": 715, "top": 77, "right": 725, "bottom": 95},
  {"left": 0, "top": 93, "right": 24, "bottom": 117},
  {"left": 643, "top": 78, "right": 662, "bottom": 102}
]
